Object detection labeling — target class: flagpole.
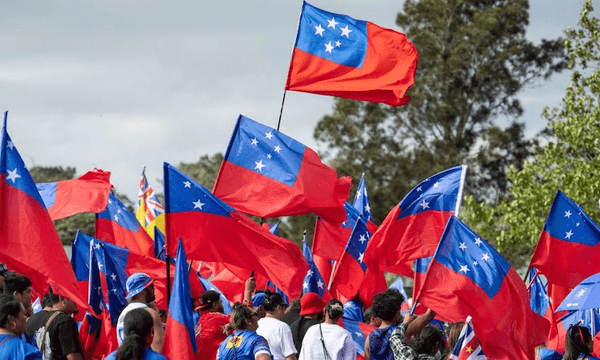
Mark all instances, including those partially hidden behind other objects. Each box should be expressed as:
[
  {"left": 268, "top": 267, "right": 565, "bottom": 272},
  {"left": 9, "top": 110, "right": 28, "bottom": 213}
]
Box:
[
  {"left": 163, "top": 163, "right": 171, "bottom": 306},
  {"left": 276, "top": 90, "right": 287, "bottom": 131}
]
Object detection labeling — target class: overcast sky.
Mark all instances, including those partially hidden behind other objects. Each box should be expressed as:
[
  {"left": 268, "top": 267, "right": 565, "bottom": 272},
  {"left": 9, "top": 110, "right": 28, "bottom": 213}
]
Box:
[{"left": 1, "top": 0, "right": 587, "bottom": 202}]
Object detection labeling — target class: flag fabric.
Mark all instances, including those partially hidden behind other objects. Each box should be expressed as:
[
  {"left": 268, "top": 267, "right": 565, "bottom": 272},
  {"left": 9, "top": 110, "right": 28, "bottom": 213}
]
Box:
[
  {"left": 163, "top": 240, "right": 197, "bottom": 359},
  {"left": 339, "top": 318, "right": 377, "bottom": 360},
  {"left": 528, "top": 268, "right": 565, "bottom": 353},
  {"left": 212, "top": 115, "right": 351, "bottom": 225},
  {"left": 197, "top": 274, "right": 233, "bottom": 315},
  {"left": 410, "top": 256, "right": 432, "bottom": 315},
  {"left": 165, "top": 162, "right": 309, "bottom": 299},
  {"left": 312, "top": 252, "right": 334, "bottom": 289},
  {"left": 136, "top": 165, "right": 165, "bottom": 239},
  {"left": 285, "top": 2, "right": 418, "bottom": 107},
  {"left": 352, "top": 173, "right": 374, "bottom": 222},
  {"left": 153, "top": 227, "right": 175, "bottom": 263},
  {"left": 530, "top": 190, "right": 600, "bottom": 290},
  {"left": 302, "top": 237, "right": 330, "bottom": 300},
  {"left": 416, "top": 216, "right": 549, "bottom": 360},
  {"left": 266, "top": 280, "right": 290, "bottom": 306},
  {"left": 96, "top": 192, "right": 154, "bottom": 256},
  {"left": 364, "top": 165, "right": 467, "bottom": 274},
  {"left": 36, "top": 169, "right": 112, "bottom": 220},
  {"left": 0, "top": 112, "right": 88, "bottom": 310},
  {"left": 79, "top": 244, "right": 107, "bottom": 360},
  {"left": 448, "top": 316, "right": 486, "bottom": 360}
]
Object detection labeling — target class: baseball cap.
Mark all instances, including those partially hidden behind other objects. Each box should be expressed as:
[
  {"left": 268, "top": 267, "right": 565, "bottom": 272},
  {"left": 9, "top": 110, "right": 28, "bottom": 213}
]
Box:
[
  {"left": 299, "top": 292, "right": 326, "bottom": 316},
  {"left": 194, "top": 290, "right": 221, "bottom": 311},
  {"left": 125, "top": 273, "right": 154, "bottom": 299},
  {"left": 252, "top": 292, "right": 267, "bottom": 307}
]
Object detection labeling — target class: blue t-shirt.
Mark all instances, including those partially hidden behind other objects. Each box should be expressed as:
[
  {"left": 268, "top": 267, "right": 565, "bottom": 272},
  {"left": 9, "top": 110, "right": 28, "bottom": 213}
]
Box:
[
  {"left": 368, "top": 324, "right": 397, "bottom": 360},
  {"left": 217, "top": 330, "right": 272, "bottom": 360},
  {"left": 105, "top": 347, "right": 167, "bottom": 360},
  {"left": 0, "top": 334, "right": 42, "bottom": 360}
]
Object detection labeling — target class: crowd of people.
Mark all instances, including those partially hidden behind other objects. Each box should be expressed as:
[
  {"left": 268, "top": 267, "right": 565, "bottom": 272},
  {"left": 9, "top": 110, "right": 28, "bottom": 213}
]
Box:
[{"left": 0, "top": 264, "right": 598, "bottom": 360}]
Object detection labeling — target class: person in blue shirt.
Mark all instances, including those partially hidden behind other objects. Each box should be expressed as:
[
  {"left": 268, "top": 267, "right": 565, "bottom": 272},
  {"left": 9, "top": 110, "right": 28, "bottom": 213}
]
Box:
[
  {"left": 564, "top": 325, "right": 600, "bottom": 360},
  {"left": 105, "top": 308, "right": 166, "bottom": 360},
  {"left": 0, "top": 294, "right": 42, "bottom": 359},
  {"left": 217, "top": 303, "right": 272, "bottom": 360}
]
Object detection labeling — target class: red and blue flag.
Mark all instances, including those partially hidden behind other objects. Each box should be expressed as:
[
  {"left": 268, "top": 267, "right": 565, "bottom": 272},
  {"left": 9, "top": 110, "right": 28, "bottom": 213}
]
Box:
[
  {"left": 352, "top": 173, "right": 374, "bottom": 222},
  {"left": 448, "top": 316, "right": 486, "bottom": 360},
  {"left": 197, "top": 274, "right": 233, "bottom": 314},
  {"left": 302, "top": 237, "right": 330, "bottom": 300},
  {"left": 285, "top": 2, "right": 418, "bottom": 107},
  {"left": 364, "top": 165, "right": 467, "bottom": 274},
  {"left": 416, "top": 216, "right": 549, "bottom": 359},
  {"left": 339, "top": 318, "right": 376, "bottom": 360},
  {"left": 212, "top": 115, "right": 351, "bottom": 225}
]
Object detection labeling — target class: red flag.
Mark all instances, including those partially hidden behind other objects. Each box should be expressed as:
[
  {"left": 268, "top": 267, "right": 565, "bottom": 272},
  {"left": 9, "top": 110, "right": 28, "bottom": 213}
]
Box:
[
  {"left": 165, "top": 162, "right": 309, "bottom": 299},
  {"left": 212, "top": 115, "right": 351, "bottom": 225},
  {"left": 285, "top": 2, "right": 418, "bottom": 107},
  {"left": 36, "top": 169, "right": 112, "bottom": 220},
  {"left": 0, "top": 112, "right": 89, "bottom": 310}
]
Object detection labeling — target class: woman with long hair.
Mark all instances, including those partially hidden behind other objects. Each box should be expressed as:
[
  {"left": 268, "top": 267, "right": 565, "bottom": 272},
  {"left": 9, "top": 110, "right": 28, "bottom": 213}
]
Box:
[
  {"left": 564, "top": 325, "right": 599, "bottom": 360},
  {"left": 217, "top": 303, "right": 272, "bottom": 360},
  {"left": 105, "top": 308, "right": 166, "bottom": 360}
]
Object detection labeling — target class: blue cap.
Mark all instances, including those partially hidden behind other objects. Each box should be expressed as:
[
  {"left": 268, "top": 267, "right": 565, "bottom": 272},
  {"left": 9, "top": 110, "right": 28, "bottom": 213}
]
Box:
[
  {"left": 252, "top": 293, "right": 267, "bottom": 307},
  {"left": 126, "top": 273, "right": 153, "bottom": 299}
]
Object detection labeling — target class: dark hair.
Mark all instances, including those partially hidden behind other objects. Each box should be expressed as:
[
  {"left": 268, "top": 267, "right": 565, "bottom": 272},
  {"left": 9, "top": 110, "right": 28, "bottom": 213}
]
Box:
[
  {"left": 413, "top": 326, "right": 445, "bottom": 355},
  {"left": 372, "top": 289, "right": 404, "bottom": 322},
  {"left": 0, "top": 294, "right": 22, "bottom": 328},
  {"left": 363, "top": 307, "right": 375, "bottom": 323},
  {"left": 230, "top": 303, "right": 256, "bottom": 330},
  {"left": 325, "top": 299, "right": 344, "bottom": 321},
  {"left": 564, "top": 325, "right": 592, "bottom": 360},
  {"left": 3, "top": 273, "right": 31, "bottom": 295},
  {"left": 263, "top": 292, "right": 285, "bottom": 312},
  {"left": 445, "top": 322, "right": 464, "bottom": 351},
  {"left": 117, "top": 308, "right": 153, "bottom": 360},
  {"left": 42, "top": 293, "right": 60, "bottom": 308}
]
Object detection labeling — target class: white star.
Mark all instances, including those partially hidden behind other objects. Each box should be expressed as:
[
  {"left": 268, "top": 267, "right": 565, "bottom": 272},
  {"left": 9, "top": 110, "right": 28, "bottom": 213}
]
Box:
[
  {"left": 565, "top": 210, "right": 572, "bottom": 218},
  {"left": 419, "top": 200, "right": 430, "bottom": 209},
  {"left": 459, "top": 242, "right": 467, "bottom": 250},
  {"left": 327, "top": 17, "right": 338, "bottom": 29},
  {"left": 314, "top": 24, "right": 325, "bottom": 36},
  {"left": 472, "top": 261, "right": 479, "bottom": 266},
  {"left": 433, "top": 181, "right": 440, "bottom": 188},
  {"left": 251, "top": 138, "right": 259, "bottom": 146},
  {"left": 113, "top": 215, "right": 119, "bottom": 222},
  {"left": 459, "top": 265, "right": 470, "bottom": 273},
  {"left": 265, "top": 132, "right": 273, "bottom": 140},
  {"left": 307, "top": 269, "right": 313, "bottom": 276},
  {"left": 355, "top": 331, "right": 363, "bottom": 337},
  {"left": 365, "top": 204, "right": 371, "bottom": 213},
  {"left": 274, "top": 145, "right": 282, "bottom": 153},
  {"left": 317, "top": 279, "right": 324, "bottom": 288},
  {"left": 565, "top": 230, "right": 574, "bottom": 239},
  {"left": 110, "top": 273, "right": 117, "bottom": 281},
  {"left": 94, "top": 243, "right": 101, "bottom": 249},
  {"left": 355, "top": 191, "right": 362, "bottom": 199},
  {"left": 340, "top": 25, "right": 352, "bottom": 38},
  {"left": 303, "top": 282, "right": 309, "bottom": 289},
  {"left": 6, "top": 169, "right": 20, "bottom": 183},
  {"left": 6, "top": 140, "right": 14, "bottom": 150},
  {"left": 267, "top": 154, "right": 272, "bottom": 159},
  {"left": 417, "top": 186, "right": 422, "bottom": 192},
  {"left": 482, "top": 253, "right": 490, "bottom": 261},
  {"left": 255, "top": 160, "right": 266, "bottom": 172},
  {"left": 358, "top": 252, "right": 364, "bottom": 262},
  {"left": 576, "top": 222, "right": 580, "bottom": 227},
  {"left": 324, "top": 41, "right": 334, "bottom": 54},
  {"left": 98, "top": 262, "right": 103, "bottom": 270},
  {"left": 335, "top": 40, "right": 341, "bottom": 47},
  {"left": 184, "top": 181, "right": 191, "bottom": 188},
  {"left": 364, "top": 188, "right": 368, "bottom": 197},
  {"left": 193, "top": 199, "right": 205, "bottom": 210},
  {"left": 474, "top": 237, "right": 483, "bottom": 246},
  {"left": 575, "top": 288, "right": 587, "bottom": 299},
  {"left": 359, "top": 234, "right": 367, "bottom": 243}
]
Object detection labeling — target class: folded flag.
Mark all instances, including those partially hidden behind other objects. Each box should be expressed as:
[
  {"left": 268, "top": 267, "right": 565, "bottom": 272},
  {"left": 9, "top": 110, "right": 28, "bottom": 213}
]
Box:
[
  {"left": 96, "top": 192, "right": 154, "bottom": 256},
  {"left": 163, "top": 240, "right": 197, "bottom": 360},
  {"left": 0, "top": 112, "right": 88, "bottom": 310},
  {"left": 212, "top": 114, "right": 351, "bottom": 225},
  {"left": 448, "top": 316, "right": 486, "bottom": 360},
  {"left": 285, "top": 1, "right": 418, "bottom": 107},
  {"left": 352, "top": 173, "right": 374, "bottom": 222},
  {"left": 36, "top": 169, "right": 112, "bottom": 220},
  {"left": 302, "top": 236, "right": 331, "bottom": 300},
  {"left": 136, "top": 165, "right": 165, "bottom": 239},
  {"left": 416, "top": 216, "right": 549, "bottom": 360},
  {"left": 530, "top": 190, "right": 600, "bottom": 290},
  {"left": 364, "top": 165, "right": 467, "bottom": 274},
  {"left": 165, "top": 162, "right": 309, "bottom": 299}
]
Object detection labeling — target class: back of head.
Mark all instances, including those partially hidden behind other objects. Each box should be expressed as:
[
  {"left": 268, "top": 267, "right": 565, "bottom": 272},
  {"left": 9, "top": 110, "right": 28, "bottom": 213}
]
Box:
[
  {"left": 413, "top": 326, "right": 445, "bottom": 356},
  {"left": 372, "top": 289, "right": 404, "bottom": 322},
  {"left": 0, "top": 294, "right": 22, "bottom": 329},
  {"left": 564, "top": 325, "right": 592, "bottom": 360},
  {"left": 117, "top": 308, "right": 153, "bottom": 360},
  {"left": 445, "top": 322, "right": 464, "bottom": 351},
  {"left": 325, "top": 299, "right": 344, "bottom": 322},
  {"left": 263, "top": 292, "right": 285, "bottom": 312},
  {"left": 42, "top": 293, "right": 60, "bottom": 309},
  {"left": 3, "top": 273, "right": 31, "bottom": 295},
  {"left": 230, "top": 303, "right": 255, "bottom": 331}
]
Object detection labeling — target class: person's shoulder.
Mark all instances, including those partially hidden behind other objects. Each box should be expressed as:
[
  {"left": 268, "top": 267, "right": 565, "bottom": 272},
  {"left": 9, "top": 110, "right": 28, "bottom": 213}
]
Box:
[
  {"left": 104, "top": 350, "right": 117, "bottom": 360},
  {"left": 0, "top": 336, "right": 42, "bottom": 359},
  {"left": 145, "top": 347, "right": 168, "bottom": 359}
]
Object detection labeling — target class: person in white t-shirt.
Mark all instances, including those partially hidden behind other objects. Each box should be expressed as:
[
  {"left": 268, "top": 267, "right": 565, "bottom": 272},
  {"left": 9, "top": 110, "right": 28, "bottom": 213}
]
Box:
[
  {"left": 256, "top": 292, "right": 297, "bottom": 360},
  {"left": 299, "top": 299, "right": 356, "bottom": 360}
]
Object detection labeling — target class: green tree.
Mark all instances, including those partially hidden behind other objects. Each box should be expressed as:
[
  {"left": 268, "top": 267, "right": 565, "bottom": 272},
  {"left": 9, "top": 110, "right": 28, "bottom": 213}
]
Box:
[
  {"left": 464, "top": 0, "right": 600, "bottom": 267},
  {"left": 178, "top": 154, "right": 224, "bottom": 189}
]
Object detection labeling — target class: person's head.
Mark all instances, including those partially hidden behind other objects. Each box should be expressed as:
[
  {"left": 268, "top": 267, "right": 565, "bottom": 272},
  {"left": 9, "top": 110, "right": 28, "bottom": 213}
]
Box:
[
  {"left": 117, "top": 308, "right": 154, "bottom": 360},
  {"left": 263, "top": 292, "right": 286, "bottom": 319},
  {"left": 299, "top": 293, "right": 326, "bottom": 319},
  {"left": 50, "top": 295, "right": 78, "bottom": 315},
  {"left": 126, "top": 273, "right": 155, "bottom": 304},
  {"left": 413, "top": 326, "right": 445, "bottom": 356},
  {"left": 42, "top": 292, "right": 60, "bottom": 309},
  {"left": 372, "top": 289, "right": 404, "bottom": 323},
  {"left": 445, "top": 322, "right": 464, "bottom": 351},
  {"left": 195, "top": 290, "right": 224, "bottom": 313},
  {"left": 564, "top": 325, "right": 593, "bottom": 360},
  {"left": 230, "top": 303, "right": 260, "bottom": 331},
  {"left": 3, "top": 273, "right": 33, "bottom": 308},
  {"left": 0, "top": 294, "right": 27, "bottom": 335},
  {"left": 363, "top": 307, "right": 382, "bottom": 327},
  {"left": 252, "top": 291, "right": 268, "bottom": 319},
  {"left": 324, "top": 299, "right": 344, "bottom": 322}
]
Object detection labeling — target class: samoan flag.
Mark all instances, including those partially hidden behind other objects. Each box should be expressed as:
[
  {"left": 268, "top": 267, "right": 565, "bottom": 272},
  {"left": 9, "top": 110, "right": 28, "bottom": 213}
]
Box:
[
  {"left": 302, "top": 237, "right": 330, "bottom": 300},
  {"left": 340, "top": 318, "right": 376, "bottom": 360},
  {"left": 165, "top": 162, "right": 308, "bottom": 299},
  {"left": 96, "top": 192, "right": 154, "bottom": 256},
  {"left": 448, "top": 316, "right": 486, "bottom": 360},
  {"left": 352, "top": 173, "right": 374, "bottom": 222},
  {"left": 409, "top": 256, "right": 432, "bottom": 315},
  {"left": 364, "top": 165, "right": 467, "bottom": 274},
  {"left": 197, "top": 274, "right": 233, "bottom": 315},
  {"left": 163, "top": 240, "right": 197, "bottom": 359},
  {"left": 285, "top": 2, "right": 418, "bottom": 107},
  {"left": 212, "top": 114, "right": 351, "bottom": 225},
  {"left": 530, "top": 190, "right": 600, "bottom": 290},
  {"left": 0, "top": 112, "right": 88, "bottom": 310},
  {"left": 36, "top": 169, "right": 112, "bottom": 220},
  {"left": 79, "top": 243, "right": 107, "bottom": 360},
  {"left": 416, "top": 216, "right": 549, "bottom": 360}
]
